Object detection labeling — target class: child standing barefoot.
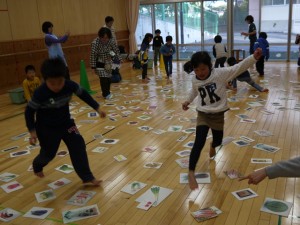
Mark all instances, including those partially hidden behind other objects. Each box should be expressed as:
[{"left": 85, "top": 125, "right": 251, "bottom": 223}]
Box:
[
  {"left": 25, "top": 58, "right": 106, "bottom": 186},
  {"left": 182, "top": 49, "right": 262, "bottom": 190}
]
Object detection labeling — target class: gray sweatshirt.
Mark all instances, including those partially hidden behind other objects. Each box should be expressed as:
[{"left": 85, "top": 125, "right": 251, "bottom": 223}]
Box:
[{"left": 266, "top": 156, "right": 300, "bottom": 179}]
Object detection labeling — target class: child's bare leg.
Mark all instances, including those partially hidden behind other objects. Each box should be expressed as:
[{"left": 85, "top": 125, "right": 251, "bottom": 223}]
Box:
[
  {"left": 188, "top": 171, "right": 198, "bottom": 190},
  {"left": 35, "top": 171, "right": 45, "bottom": 178},
  {"left": 83, "top": 178, "right": 102, "bottom": 186}
]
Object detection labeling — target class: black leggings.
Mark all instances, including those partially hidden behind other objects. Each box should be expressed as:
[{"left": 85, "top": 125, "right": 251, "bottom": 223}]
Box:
[
  {"left": 189, "top": 125, "right": 223, "bottom": 171},
  {"left": 33, "top": 122, "right": 95, "bottom": 182}
]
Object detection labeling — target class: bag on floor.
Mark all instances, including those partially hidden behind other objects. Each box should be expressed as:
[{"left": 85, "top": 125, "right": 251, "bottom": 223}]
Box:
[{"left": 111, "top": 68, "right": 122, "bottom": 83}]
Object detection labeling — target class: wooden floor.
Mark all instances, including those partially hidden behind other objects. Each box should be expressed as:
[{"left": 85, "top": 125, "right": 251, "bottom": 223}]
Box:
[{"left": 1, "top": 61, "right": 300, "bottom": 225}]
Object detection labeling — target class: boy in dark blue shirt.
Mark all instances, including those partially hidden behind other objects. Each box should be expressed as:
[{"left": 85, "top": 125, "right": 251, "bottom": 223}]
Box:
[
  {"left": 25, "top": 58, "right": 106, "bottom": 186},
  {"left": 160, "top": 35, "right": 176, "bottom": 79},
  {"left": 254, "top": 32, "right": 269, "bottom": 76}
]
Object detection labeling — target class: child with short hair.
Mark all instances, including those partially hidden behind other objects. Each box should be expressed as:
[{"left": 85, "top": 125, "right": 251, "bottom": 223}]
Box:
[
  {"left": 104, "top": 16, "right": 117, "bottom": 44},
  {"left": 254, "top": 32, "right": 269, "bottom": 76},
  {"left": 25, "top": 58, "right": 106, "bottom": 186},
  {"left": 22, "top": 65, "right": 41, "bottom": 102},
  {"left": 153, "top": 29, "right": 164, "bottom": 66},
  {"left": 42, "top": 21, "right": 70, "bottom": 80},
  {"left": 160, "top": 35, "right": 176, "bottom": 79},
  {"left": 182, "top": 48, "right": 263, "bottom": 190},
  {"left": 227, "top": 57, "right": 268, "bottom": 92},
  {"left": 213, "top": 35, "right": 227, "bottom": 68},
  {"left": 139, "top": 33, "right": 153, "bottom": 82},
  {"left": 241, "top": 15, "right": 257, "bottom": 55}
]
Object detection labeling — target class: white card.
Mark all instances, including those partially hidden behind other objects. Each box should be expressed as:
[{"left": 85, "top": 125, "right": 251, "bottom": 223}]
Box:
[
  {"left": 23, "top": 207, "right": 54, "bottom": 219},
  {"left": 100, "top": 139, "right": 119, "bottom": 144},
  {"left": 92, "top": 147, "right": 109, "bottom": 153},
  {"left": 240, "top": 136, "right": 255, "bottom": 142},
  {"left": 136, "top": 186, "right": 173, "bottom": 207},
  {"left": 142, "top": 146, "right": 157, "bottom": 153},
  {"left": 233, "top": 140, "right": 250, "bottom": 147},
  {"left": 183, "top": 141, "right": 194, "bottom": 148},
  {"left": 175, "top": 149, "right": 191, "bottom": 157},
  {"left": 1, "top": 181, "right": 23, "bottom": 193},
  {"left": 48, "top": 178, "right": 71, "bottom": 190},
  {"left": 251, "top": 158, "right": 272, "bottom": 164},
  {"left": 232, "top": 188, "right": 258, "bottom": 200},
  {"left": 55, "top": 164, "right": 74, "bottom": 174},
  {"left": 0, "top": 172, "right": 19, "bottom": 182},
  {"left": 62, "top": 204, "right": 100, "bottom": 224},
  {"left": 10, "top": 150, "right": 30, "bottom": 158},
  {"left": 35, "top": 189, "right": 56, "bottom": 203},
  {"left": 67, "top": 190, "right": 96, "bottom": 206},
  {"left": 260, "top": 197, "right": 293, "bottom": 217},
  {"left": 137, "top": 200, "right": 154, "bottom": 210},
  {"left": 144, "top": 162, "right": 162, "bottom": 169},
  {"left": 175, "top": 157, "right": 189, "bottom": 168},
  {"left": 0, "top": 208, "right": 21, "bottom": 222},
  {"left": 88, "top": 112, "right": 99, "bottom": 117},
  {"left": 253, "top": 143, "right": 280, "bottom": 153},
  {"left": 167, "top": 125, "right": 183, "bottom": 132},
  {"left": 121, "top": 181, "right": 147, "bottom": 195},
  {"left": 114, "top": 155, "right": 127, "bottom": 162}
]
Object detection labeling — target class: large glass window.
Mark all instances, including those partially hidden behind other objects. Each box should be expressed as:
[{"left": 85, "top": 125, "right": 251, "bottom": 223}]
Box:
[{"left": 136, "top": 5, "right": 153, "bottom": 46}]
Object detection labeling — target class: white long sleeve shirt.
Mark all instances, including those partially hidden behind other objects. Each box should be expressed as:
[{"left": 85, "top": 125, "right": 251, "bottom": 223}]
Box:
[{"left": 186, "top": 55, "right": 256, "bottom": 113}]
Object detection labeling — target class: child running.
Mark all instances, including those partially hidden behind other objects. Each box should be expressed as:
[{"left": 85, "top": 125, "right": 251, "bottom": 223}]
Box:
[
  {"left": 182, "top": 48, "right": 263, "bottom": 190},
  {"left": 227, "top": 56, "right": 269, "bottom": 92},
  {"left": 25, "top": 58, "right": 106, "bottom": 186}
]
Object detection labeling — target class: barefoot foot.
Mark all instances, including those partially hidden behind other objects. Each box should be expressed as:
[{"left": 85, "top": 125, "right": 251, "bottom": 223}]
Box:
[
  {"left": 188, "top": 171, "right": 198, "bottom": 190},
  {"left": 83, "top": 179, "right": 102, "bottom": 186},
  {"left": 35, "top": 171, "right": 45, "bottom": 178}
]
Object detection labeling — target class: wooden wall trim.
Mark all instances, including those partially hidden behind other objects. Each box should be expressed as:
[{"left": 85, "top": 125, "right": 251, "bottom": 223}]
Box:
[{"left": 0, "top": 30, "right": 129, "bottom": 93}]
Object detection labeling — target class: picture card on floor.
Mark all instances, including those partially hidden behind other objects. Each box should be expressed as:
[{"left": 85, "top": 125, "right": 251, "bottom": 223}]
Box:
[
  {"left": 142, "top": 146, "right": 157, "bottom": 153},
  {"left": 239, "top": 136, "right": 255, "bottom": 143},
  {"left": 67, "top": 190, "right": 96, "bottom": 206},
  {"left": 240, "top": 118, "right": 256, "bottom": 123},
  {"left": 62, "top": 204, "right": 100, "bottom": 224},
  {"left": 224, "top": 169, "right": 244, "bottom": 179},
  {"left": 254, "top": 130, "right": 273, "bottom": 137},
  {"left": 138, "top": 126, "right": 153, "bottom": 131},
  {"left": 92, "top": 147, "right": 109, "bottom": 153},
  {"left": 137, "top": 200, "right": 154, "bottom": 210},
  {"left": 176, "top": 149, "right": 191, "bottom": 157},
  {"left": 167, "top": 125, "right": 183, "bottom": 132},
  {"left": 0, "top": 208, "right": 21, "bottom": 222},
  {"left": 175, "top": 157, "right": 189, "bottom": 168},
  {"left": 35, "top": 189, "right": 56, "bottom": 203},
  {"left": 114, "top": 155, "right": 127, "bottom": 162},
  {"left": 144, "top": 162, "right": 162, "bottom": 169},
  {"left": 233, "top": 140, "right": 250, "bottom": 147},
  {"left": 136, "top": 186, "right": 173, "bottom": 207},
  {"left": 1, "top": 146, "right": 19, "bottom": 153},
  {"left": 56, "top": 150, "right": 68, "bottom": 157},
  {"left": 23, "top": 207, "right": 54, "bottom": 219},
  {"left": 100, "top": 139, "right": 119, "bottom": 144},
  {"left": 88, "top": 112, "right": 99, "bottom": 117},
  {"left": 191, "top": 206, "right": 222, "bottom": 222},
  {"left": 10, "top": 150, "right": 30, "bottom": 158},
  {"left": 176, "top": 135, "right": 188, "bottom": 142},
  {"left": 1, "top": 181, "right": 23, "bottom": 193},
  {"left": 253, "top": 143, "right": 280, "bottom": 153},
  {"left": 251, "top": 158, "right": 272, "bottom": 164},
  {"left": 55, "top": 164, "right": 74, "bottom": 174},
  {"left": 260, "top": 197, "right": 293, "bottom": 217},
  {"left": 121, "top": 181, "right": 147, "bottom": 195},
  {"left": 48, "top": 178, "right": 72, "bottom": 190},
  {"left": 180, "top": 172, "right": 211, "bottom": 184},
  {"left": 0, "top": 172, "right": 19, "bottom": 182},
  {"left": 232, "top": 188, "right": 258, "bottom": 200},
  {"left": 183, "top": 141, "right": 194, "bottom": 148}
]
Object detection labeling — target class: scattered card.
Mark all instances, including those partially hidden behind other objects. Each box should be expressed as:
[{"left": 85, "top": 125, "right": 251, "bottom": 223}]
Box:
[
  {"left": 183, "top": 141, "right": 194, "bottom": 148},
  {"left": 180, "top": 172, "right": 211, "bottom": 184},
  {"left": 177, "top": 135, "right": 188, "bottom": 142},
  {"left": 240, "top": 118, "right": 256, "bottom": 123},
  {"left": 121, "top": 181, "right": 147, "bottom": 195},
  {"left": 254, "top": 130, "right": 273, "bottom": 137},
  {"left": 55, "top": 164, "right": 74, "bottom": 174},
  {"left": 144, "top": 162, "right": 162, "bottom": 169},
  {"left": 175, "top": 157, "right": 189, "bottom": 168},
  {"left": 88, "top": 112, "right": 99, "bottom": 118},
  {"left": 48, "top": 178, "right": 71, "bottom": 190},
  {"left": 253, "top": 143, "right": 280, "bottom": 153},
  {"left": 142, "top": 146, "right": 157, "bottom": 153},
  {"left": 137, "top": 200, "right": 154, "bottom": 210},
  {"left": 23, "top": 207, "right": 54, "bottom": 219},
  {"left": 240, "top": 136, "right": 255, "bottom": 143},
  {"left": 167, "top": 125, "right": 183, "bottom": 132},
  {"left": 136, "top": 186, "right": 173, "bottom": 207},
  {"left": 191, "top": 206, "right": 222, "bottom": 222},
  {"left": 100, "top": 139, "right": 119, "bottom": 144},
  {"left": 260, "top": 197, "right": 293, "bottom": 217},
  {"left": 233, "top": 140, "right": 250, "bottom": 147},
  {"left": 138, "top": 126, "right": 153, "bottom": 131},
  {"left": 232, "top": 188, "right": 258, "bottom": 200},
  {"left": 176, "top": 149, "right": 191, "bottom": 157},
  {"left": 10, "top": 150, "right": 30, "bottom": 158},
  {"left": 92, "top": 147, "right": 109, "bottom": 153},
  {"left": 1, "top": 181, "right": 23, "bottom": 193},
  {"left": 56, "top": 150, "right": 68, "bottom": 157},
  {"left": 0, "top": 172, "right": 19, "bottom": 182},
  {"left": 35, "top": 189, "right": 56, "bottom": 203},
  {"left": 67, "top": 190, "right": 96, "bottom": 206},
  {"left": 224, "top": 169, "right": 244, "bottom": 179},
  {"left": 0, "top": 208, "right": 21, "bottom": 222},
  {"left": 251, "top": 158, "right": 272, "bottom": 164},
  {"left": 114, "top": 155, "right": 127, "bottom": 162},
  {"left": 62, "top": 204, "right": 100, "bottom": 223}
]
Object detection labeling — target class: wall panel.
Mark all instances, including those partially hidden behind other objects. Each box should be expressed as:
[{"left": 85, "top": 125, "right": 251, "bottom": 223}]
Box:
[{"left": 7, "top": 0, "right": 41, "bottom": 39}]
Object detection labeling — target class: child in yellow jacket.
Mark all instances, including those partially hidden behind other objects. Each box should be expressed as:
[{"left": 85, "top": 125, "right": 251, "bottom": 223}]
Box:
[{"left": 22, "top": 65, "right": 41, "bottom": 102}]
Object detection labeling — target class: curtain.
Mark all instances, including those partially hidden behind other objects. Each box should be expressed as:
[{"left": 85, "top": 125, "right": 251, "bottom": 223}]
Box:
[{"left": 125, "top": 0, "right": 139, "bottom": 53}]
